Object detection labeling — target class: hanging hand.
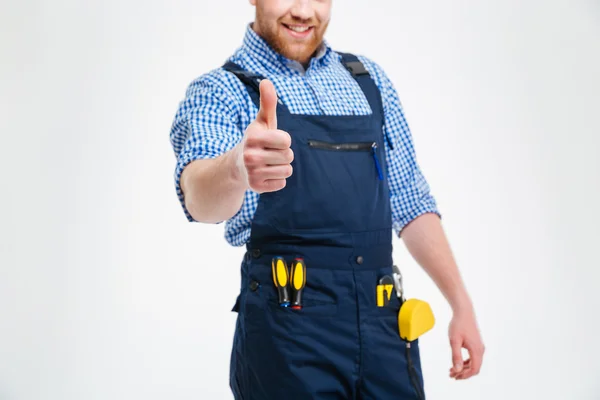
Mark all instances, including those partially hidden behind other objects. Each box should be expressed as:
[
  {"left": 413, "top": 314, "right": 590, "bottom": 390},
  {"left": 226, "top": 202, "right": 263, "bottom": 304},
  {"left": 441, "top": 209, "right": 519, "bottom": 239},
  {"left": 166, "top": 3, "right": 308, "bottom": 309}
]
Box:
[{"left": 448, "top": 309, "right": 485, "bottom": 380}]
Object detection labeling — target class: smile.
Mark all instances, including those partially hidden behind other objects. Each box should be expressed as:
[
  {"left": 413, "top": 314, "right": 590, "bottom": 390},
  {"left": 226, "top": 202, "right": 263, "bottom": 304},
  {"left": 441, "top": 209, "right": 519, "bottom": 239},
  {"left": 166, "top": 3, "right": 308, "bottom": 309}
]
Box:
[{"left": 282, "top": 23, "right": 314, "bottom": 38}]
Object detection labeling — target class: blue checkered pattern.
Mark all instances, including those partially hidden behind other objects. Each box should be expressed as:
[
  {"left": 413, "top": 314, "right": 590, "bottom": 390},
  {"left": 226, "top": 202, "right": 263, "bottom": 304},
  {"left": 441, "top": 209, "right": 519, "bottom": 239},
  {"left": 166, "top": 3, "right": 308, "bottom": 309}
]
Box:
[{"left": 170, "top": 24, "right": 441, "bottom": 246}]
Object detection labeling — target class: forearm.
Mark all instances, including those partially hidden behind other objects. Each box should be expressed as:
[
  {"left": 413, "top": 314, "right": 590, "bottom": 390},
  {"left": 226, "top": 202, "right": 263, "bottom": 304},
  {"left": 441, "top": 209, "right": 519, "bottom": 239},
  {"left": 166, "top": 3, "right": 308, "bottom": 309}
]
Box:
[
  {"left": 400, "top": 213, "right": 473, "bottom": 313},
  {"left": 180, "top": 145, "right": 248, "bottom": 224}
]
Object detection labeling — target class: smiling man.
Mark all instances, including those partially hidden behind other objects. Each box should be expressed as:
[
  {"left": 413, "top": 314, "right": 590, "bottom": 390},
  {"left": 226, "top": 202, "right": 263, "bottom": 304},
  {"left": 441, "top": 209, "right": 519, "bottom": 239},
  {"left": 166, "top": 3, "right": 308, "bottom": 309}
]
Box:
[{"left": 169, "top": 0, "right": 484, "bottom": 399}]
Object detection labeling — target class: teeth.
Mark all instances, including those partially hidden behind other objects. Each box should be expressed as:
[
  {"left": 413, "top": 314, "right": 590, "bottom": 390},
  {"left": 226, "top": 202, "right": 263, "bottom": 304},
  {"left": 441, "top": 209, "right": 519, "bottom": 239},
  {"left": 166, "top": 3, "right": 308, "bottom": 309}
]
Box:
[{"left": 287, "top": 25, "right": 310, "bottom": 33}]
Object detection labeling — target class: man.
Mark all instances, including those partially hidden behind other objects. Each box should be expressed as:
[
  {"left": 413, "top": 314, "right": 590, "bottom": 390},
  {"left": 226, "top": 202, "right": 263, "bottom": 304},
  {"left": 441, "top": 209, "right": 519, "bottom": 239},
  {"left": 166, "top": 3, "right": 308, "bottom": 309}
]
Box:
[{"left": 169, "top": 0, "right": 485, "bottom": 398}]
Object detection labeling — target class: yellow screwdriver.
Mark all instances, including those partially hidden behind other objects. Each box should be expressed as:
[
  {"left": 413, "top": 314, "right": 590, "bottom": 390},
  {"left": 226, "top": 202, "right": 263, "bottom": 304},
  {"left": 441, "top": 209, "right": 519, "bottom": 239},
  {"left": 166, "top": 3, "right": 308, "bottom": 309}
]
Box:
[
  {"left": 272, "top": 256, "right": 291, "bottom": 307},
  {"left": 289, "top": 258, "right": 306, "bottom": 309}
]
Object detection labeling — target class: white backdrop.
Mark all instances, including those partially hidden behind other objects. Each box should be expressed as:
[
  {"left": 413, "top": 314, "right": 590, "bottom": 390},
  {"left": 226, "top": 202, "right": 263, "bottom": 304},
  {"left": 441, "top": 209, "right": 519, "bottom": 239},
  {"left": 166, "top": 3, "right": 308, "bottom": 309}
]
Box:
[{"left": 1, "top": 0, "right": 599, "bottom": 399}]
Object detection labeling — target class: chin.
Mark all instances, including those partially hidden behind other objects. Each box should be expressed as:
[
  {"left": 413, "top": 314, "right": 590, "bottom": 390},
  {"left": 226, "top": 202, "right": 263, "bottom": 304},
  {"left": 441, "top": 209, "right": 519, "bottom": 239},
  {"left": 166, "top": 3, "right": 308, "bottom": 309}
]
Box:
[
  {"left": 282, "top": 45, "right": 314, "bottom": 63},
  {"left": 268, "top": 29, "right": 320, "bottom": 64}
]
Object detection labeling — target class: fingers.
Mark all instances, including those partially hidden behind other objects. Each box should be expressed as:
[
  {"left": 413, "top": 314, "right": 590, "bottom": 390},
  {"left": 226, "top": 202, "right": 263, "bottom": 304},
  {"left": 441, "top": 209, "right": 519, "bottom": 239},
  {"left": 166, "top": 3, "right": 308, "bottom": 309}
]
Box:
[
  {"left": 449, "top": 359, "right": 470, "bottom": 379},
  {"left": 246, "top": 163, "right": 293, "bottom": 193},
  {"left": 460, "top": 341, "right": 484, "bottom": 379},
  {"left": 249, "top": 165, "right": 293, "bottom": 181},
  {"left": 256, "top": 79, "right": 278, "bottom": 130},
  {"left": 450, "top": 336, "right": 464, "bottom": 375},
  {"left": 263, "top": 148, "right": 294, "bottom": 165},
  {"left": 249, "top": 129, "right": 292, "bottom": 150},
  {"left": 449, "top": 341, "right": 485, "bottom": 380},
  {"left": 252, "top": 177, "right": 288, "bottom": 193},
  {"left": 244, "top": 148, "right": 294, "bottom": 167},
  {"left": 261, "top": 178, "right": 287, "bottom": 192}
]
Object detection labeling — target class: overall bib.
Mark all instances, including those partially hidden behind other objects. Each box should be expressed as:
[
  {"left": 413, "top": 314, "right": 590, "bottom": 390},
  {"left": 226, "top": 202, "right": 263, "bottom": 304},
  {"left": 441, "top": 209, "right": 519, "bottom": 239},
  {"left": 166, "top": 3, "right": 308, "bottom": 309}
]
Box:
[{"left": 224, "top": 54, "right": 425, "bottom": 400}]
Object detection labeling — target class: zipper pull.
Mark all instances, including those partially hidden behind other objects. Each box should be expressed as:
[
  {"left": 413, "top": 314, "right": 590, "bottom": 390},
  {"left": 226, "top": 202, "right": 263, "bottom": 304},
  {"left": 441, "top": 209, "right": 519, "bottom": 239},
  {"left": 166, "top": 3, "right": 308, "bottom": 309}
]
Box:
[{"left": 372, "top": 142, "right": 383, "bottom": 180}]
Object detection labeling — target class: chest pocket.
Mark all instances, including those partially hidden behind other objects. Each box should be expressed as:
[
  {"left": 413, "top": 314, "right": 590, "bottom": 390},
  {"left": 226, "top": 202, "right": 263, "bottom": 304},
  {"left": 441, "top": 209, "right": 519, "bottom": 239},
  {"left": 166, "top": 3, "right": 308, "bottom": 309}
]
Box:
[
  {"left": 307, "top": 139, "right": 384, "bottom": 181},
  {"left": 265, "top": 127, "right": 391, "bottom": 234}
]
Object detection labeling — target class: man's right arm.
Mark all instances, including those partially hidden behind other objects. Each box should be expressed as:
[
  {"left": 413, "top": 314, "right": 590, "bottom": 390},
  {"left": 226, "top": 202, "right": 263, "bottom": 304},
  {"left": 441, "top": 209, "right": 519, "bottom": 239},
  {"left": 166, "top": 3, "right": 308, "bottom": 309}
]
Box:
[
  {"left": 180, "top": 151, "right": 248, "bottom": 223},
  {"left": 171, "top": 75, "right": 293, "bottom": 223},
  {"left": 170, "top": 71, "right": 245, "bottom": 223}
]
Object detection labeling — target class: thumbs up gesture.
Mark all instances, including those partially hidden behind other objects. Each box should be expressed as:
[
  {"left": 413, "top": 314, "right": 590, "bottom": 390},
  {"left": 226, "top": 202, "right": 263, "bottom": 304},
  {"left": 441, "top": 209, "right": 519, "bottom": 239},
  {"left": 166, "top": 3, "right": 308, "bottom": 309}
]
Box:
[{"left": 235, "top": 80, "right": 294, "bottom": 193}]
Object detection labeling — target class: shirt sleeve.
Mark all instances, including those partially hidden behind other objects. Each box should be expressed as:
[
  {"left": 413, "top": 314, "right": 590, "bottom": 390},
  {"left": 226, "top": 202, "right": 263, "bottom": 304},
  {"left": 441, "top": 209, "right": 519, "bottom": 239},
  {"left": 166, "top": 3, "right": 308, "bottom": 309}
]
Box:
[
  {"left": 169, "top": 70, "right": 243, "bottom": 222},
  {"left": 359, "top": 56, "right": 442, "bottom": 236}
]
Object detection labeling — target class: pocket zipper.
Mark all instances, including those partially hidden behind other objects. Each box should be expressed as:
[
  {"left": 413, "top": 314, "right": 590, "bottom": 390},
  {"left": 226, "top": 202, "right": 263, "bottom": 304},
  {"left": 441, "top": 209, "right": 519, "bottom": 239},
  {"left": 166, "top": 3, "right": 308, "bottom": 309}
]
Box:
[{"left": 307, "top": 140, "right": 384, "bottom": 180}]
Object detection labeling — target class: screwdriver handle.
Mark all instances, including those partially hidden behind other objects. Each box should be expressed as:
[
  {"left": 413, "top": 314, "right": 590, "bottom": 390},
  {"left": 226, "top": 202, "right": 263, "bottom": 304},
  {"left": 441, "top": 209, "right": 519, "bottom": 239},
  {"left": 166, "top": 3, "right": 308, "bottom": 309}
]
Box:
[
  {"left": 272, "top": 257, "right": 290, "bottom": 307},
  {"left": 290, "top": 258, "right": 306, "bottom": 309},
  {"left": 377, "top": 275, "right": 395, "bottom": 307},
  {"left": 376, "top": 284, "right": 385, "bottom": 307}
]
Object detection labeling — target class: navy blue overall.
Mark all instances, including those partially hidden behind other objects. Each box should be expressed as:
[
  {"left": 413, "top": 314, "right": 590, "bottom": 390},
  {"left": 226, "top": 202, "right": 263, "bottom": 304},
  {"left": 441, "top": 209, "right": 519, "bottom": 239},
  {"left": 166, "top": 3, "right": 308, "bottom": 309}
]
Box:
[{"left": 224, "top": 54, "right": 425, "bottom": 400}]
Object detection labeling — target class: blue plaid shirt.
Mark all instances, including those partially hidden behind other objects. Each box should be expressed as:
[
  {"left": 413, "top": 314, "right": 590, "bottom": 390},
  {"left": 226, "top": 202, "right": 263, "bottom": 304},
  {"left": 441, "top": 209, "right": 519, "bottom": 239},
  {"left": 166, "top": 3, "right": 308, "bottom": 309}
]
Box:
[{"left": 170, "top": 24, "right": 441, "bottom": 247}]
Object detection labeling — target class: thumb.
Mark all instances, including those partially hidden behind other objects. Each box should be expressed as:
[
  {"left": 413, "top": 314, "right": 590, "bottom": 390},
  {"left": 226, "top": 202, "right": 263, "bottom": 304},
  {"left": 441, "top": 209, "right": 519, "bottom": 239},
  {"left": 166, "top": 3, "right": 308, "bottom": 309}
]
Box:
[
  {"left": 256, "top": 79, "right": 278, "bottom": 130},
  {"left": 450, "top": 337, "right": 464, "bottom": 371}
]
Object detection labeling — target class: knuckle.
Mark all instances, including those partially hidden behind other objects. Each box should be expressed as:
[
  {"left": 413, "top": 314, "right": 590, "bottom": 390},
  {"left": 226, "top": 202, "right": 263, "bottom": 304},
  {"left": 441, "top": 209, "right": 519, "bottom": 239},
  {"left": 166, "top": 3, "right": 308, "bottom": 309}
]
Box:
[
  {"left": 243, "top": 151, "right": 261, "bottom": 166},
  {"left": 242, "top": 151, "right": 253, "bottom": 165},
  {"left": 248, "top": 129, "right": 267, "bottom": 146},
  {"left": 287, "top": 149, "right": 294, "bottom": 163}
]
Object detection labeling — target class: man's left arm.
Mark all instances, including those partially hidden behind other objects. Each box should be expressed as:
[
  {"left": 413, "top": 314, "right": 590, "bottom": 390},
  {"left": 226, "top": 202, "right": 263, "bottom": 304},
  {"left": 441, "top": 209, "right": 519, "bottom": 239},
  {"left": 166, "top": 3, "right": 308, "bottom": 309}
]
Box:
[
  {"left": 361, "top": 57, "right": 485, "bottom": 380},
  {"left": 401, "top": 213, "right": 485, "bottom": 380}
]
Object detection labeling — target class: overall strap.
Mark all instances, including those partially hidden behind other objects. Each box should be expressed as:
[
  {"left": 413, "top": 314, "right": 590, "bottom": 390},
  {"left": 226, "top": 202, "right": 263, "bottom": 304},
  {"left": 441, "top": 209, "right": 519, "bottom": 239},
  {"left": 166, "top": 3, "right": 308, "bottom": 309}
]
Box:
[
  {"left": 337, "top": 52, "right": 384, "bottom": 123},
  {"left": 222, "top": 61, "right": 264, "bottom": 92},
  {"left": 222, "top": 61, "right": 287, "bottom": 112}
]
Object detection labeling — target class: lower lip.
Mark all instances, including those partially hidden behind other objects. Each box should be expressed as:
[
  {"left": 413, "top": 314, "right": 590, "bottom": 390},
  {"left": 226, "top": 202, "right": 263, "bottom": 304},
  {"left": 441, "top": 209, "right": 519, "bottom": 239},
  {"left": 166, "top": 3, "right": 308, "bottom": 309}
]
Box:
[{"left": 283, "top": 24, "right": 314, "bottom": 39}]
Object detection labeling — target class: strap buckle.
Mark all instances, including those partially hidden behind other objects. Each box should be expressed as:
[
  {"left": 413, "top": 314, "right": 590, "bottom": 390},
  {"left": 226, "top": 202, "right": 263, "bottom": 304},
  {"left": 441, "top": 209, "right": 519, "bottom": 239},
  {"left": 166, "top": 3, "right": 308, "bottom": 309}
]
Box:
[{"left": 344, "top": 60, "right": 369, "bottom": 76}]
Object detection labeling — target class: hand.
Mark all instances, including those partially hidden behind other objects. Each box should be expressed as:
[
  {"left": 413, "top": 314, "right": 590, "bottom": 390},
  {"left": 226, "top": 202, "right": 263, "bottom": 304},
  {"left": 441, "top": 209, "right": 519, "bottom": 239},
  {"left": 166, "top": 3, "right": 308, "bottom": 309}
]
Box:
[
  {"left": 233, "top": 79, "right": 294, "bottom": 193},
  {"left": 448, "top": 308, "right": 485, "bottom": 380}
]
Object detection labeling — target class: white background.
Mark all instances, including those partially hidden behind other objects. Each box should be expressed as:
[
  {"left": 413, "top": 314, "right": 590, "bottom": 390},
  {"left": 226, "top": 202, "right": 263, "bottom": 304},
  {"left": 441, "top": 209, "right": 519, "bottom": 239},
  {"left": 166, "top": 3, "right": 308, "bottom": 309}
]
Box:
[{"left": 1, "top": 0, "right": 599, "bottom": 399}]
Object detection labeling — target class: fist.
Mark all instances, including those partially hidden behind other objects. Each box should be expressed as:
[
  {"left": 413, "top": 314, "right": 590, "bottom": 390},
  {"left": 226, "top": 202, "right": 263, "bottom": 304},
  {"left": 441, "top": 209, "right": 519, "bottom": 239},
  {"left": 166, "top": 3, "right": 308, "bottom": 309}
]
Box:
[{"left": 236, "top": 79, "right": 294, "bottom": 193}]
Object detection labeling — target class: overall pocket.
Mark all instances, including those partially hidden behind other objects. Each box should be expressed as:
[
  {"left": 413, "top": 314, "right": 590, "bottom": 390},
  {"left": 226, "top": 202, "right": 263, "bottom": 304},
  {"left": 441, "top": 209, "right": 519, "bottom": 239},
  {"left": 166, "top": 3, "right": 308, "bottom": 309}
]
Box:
[
  {"left": 244, "top": 261, "right": 339, "bottom": 318},
  {"left": 307, "top": 139, "right": 384, "bottom": 181}
]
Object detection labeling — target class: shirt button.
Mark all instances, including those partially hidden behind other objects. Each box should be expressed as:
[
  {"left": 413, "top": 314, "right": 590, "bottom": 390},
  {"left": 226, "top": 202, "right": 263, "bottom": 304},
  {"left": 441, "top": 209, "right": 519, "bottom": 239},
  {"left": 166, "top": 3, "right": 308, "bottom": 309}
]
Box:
[
  {"left": 356, "top": 256, "right": 364, "bottom": 265},
  {"left": 252, "top": 249, "right": 261, "bottom": 259},
  {"left": 249, "top": 280, "right": 260, "bottom": 291}
]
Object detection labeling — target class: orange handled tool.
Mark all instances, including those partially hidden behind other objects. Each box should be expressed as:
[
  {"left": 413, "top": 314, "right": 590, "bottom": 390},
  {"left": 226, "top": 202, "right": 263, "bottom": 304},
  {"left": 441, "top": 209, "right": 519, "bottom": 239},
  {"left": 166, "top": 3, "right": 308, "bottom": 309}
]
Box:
[{"left": 290, "top": 258, "right": 306, "bottom": 309}]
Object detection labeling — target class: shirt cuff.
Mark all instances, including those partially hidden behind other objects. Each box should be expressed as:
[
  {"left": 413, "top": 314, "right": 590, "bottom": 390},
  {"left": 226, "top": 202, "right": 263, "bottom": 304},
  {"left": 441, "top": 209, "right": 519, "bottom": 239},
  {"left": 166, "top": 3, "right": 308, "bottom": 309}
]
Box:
[
  {"left": 174, "top": 151, "right": 206, "bottom": 222},
  {"left": 393, "top": 194, "right": 442, "bottom": 236}
]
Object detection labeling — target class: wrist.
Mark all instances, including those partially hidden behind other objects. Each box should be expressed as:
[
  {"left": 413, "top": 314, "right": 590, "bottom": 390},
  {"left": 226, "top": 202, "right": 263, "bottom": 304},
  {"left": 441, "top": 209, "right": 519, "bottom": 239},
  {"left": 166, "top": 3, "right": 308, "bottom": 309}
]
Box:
[{"left": 450, "top": 295, "right": 474, "bottom": 315}]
